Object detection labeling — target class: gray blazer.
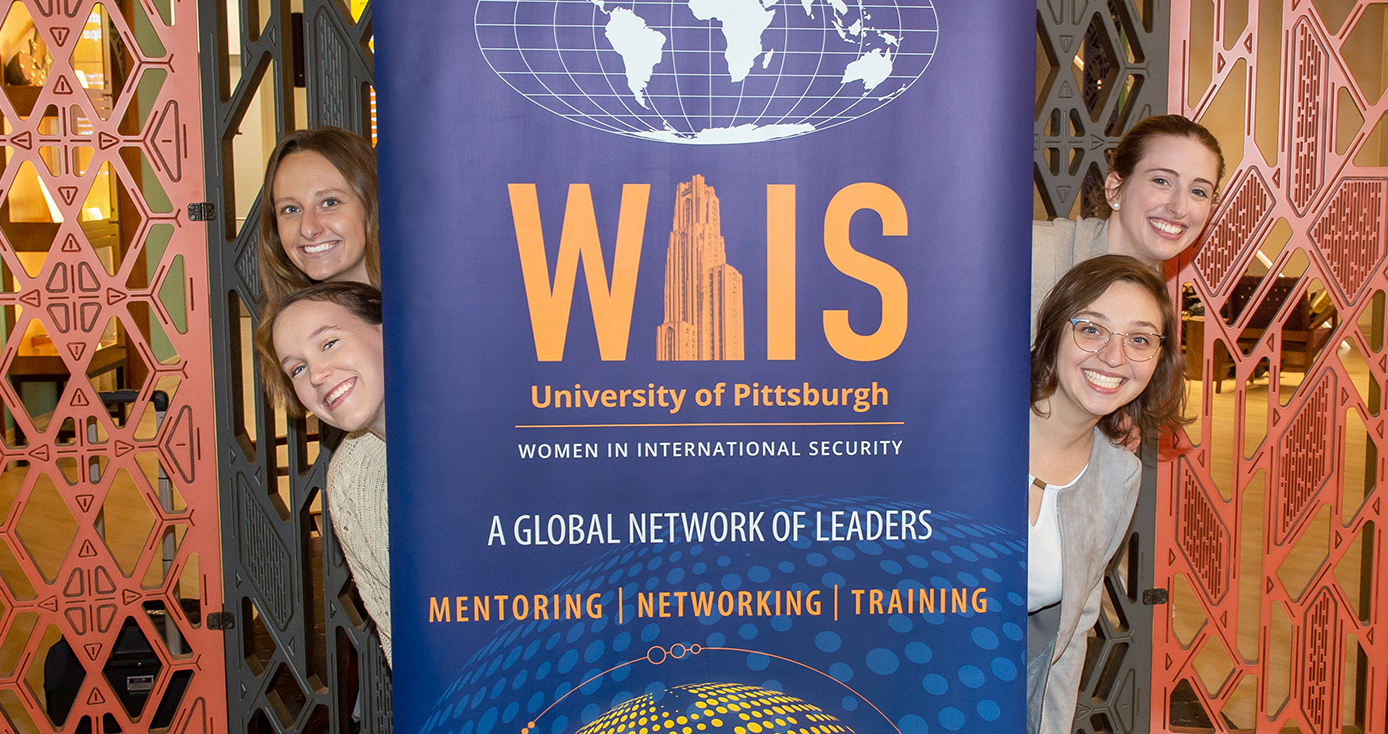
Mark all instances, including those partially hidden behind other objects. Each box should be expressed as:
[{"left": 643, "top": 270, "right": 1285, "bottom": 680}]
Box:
[{"left": 1026, "top": 428, "right": 1141, "bottom": 733}]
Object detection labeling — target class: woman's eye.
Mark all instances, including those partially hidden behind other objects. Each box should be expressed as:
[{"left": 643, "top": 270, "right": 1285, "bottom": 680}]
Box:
[
  {"left": 1129, "top": 335, "right": 1151, "bottom": 347},
  {"left": 1191, "top": 188, "right": 1210, "bottom": 199},
  {"left": 278, "top": 204, "right": 300, "bottom": 216},
  {"left": 321, "top": 197, "right": 339, "bottom": 207},
  {"left": 1152, "top": 176, "right": 1169, "bottom": 186},
  {"left": 1078, "top": 323, "right": 1101, "bottom": 335},
  {"left": 321, "top": 338, "right": 339, "bottom": 352},
  {"left": 289, "top": 364, "right": 305, "bottom": 378}
]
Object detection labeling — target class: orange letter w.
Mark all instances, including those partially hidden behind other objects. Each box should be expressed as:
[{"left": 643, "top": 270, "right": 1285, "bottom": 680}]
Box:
[{"left": 510, "top": 183, "right": 649, "bottom": 361}]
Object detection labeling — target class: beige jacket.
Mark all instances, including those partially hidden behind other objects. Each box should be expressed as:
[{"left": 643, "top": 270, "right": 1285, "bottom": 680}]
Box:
[{"left": 1027, "top": 428, "right": 1140, "bottom": 733}]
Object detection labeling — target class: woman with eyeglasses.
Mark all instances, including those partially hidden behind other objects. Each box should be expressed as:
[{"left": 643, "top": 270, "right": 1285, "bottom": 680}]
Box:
[{"left": 1026, "top": 255, "right": 1186, "bottom": 733}]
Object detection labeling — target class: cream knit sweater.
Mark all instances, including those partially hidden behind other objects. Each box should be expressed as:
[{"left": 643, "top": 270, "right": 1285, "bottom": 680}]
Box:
[{"left": 326, "top": 431, "right": 392, "bottom": 665}]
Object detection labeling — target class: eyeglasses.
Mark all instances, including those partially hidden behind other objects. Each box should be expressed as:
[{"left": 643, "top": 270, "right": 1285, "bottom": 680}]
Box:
[{"left": 1069, "top": 318, "right": 1164, "bottom": 362}]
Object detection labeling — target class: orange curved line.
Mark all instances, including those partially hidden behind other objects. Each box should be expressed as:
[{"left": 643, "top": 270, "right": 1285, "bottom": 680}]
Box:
[{"left": 701, "top": 646, "right": 902, "bottom": 734}]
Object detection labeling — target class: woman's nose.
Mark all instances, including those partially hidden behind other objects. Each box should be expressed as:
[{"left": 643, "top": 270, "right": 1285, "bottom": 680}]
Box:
[
  {"left": 310, "top": 360, "right": 332, "bottom": 385},
  {"left": 1099, "top": 336, "right": 1128, "bottom": 366},
  {"left": 1166, "top": 189, "right": 1187, "bottom": 218},
  {"left": 300, "top": 208, "right": 324, "bottom": 237}
]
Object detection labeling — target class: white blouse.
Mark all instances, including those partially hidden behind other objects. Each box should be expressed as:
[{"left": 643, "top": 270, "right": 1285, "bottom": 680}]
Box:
[{"left": 1027, "top": 466, "right": 1086, "bottom": 613}]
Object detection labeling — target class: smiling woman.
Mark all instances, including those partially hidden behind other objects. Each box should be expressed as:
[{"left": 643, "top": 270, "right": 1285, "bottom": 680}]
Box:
[
  {"left": 256, "top": 127, "right": 381, "bottom": 307},
  {"left": 255, "top": 281, "right": 393, "bottom": 667},
  {"left": 1031, "top": 115, "right": 1224, "bottom": 321},
  {"left": 1025, "top": 255, "right": 1186, "bottom": 734}
]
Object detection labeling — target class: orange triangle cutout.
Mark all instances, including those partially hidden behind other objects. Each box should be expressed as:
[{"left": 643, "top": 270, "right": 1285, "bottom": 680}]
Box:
[
  {"left": 61, "top": 234, "right": 81, "bottom": 252},
  {"left": 1196, "top": 452, "right": 1206, "bottom": 467},
  {"left": 39, "top": 596, "right": 58, "bottom": 612},
  {"left": 63, "top": 568, "right": 84, "bottom": 596},
  {"left": 122, "top": 589, "right": 140, "bottom": 605},
  {"left": 1220, "top": 611, "right": 1228, "bottom": 626},
  {"left": 1335, "top": 533, "right": 1343, "bottom": 548},
  {"left": 1217, "top": 54, "right": 1226, "bottom": 73},
  {"left": 106, "top": 288, "right": 127, "bottom": 305},
  {"left": 19, "top": 290, "right": 40, "bottom": 307},
  {"left": 86, "top": 688, "right": 105, "bottom": 705},
  {"left": 1272, "top": 410, "right": 1281, "bottom": 426},
  {"left": 1273, "top": 168, "right": 1281, "bottom": 186},
  {"left": 1374, "top": 498, "right": 1381, "bottom": 513},
  {"left": 68, "top": 342, "right": 86, "bottom": 361},
  {"left": 70, "top": 389, "right": 88, "bottom": 407},
  {"left": 98, "top": 132, "right": 120, "bottom": 150},
  {"left": 11, "top": 131, "right": 31, "bottom": 150},
  {"left": 1342, "top": 388, "right": 1350, "bottom": 404},
  {"left": 115, "top": 440, "right": 134, "bottom": 457},
  {"left": 1164, "top": 653, "right": 1173, "bottom": 669},
  {"left": 76, "top": 494, "right": 94, "bottom": 512},
  {"left": 1267, "top": 578, "right": 1275, "bottom": 593},
  {"left": 1244, "top": 35, "right": 1253, "bottom": 53},
  {"left": 1368, "top": 628, "right": 1374, "bottom": 643},
  {"left": 55, "top": 76, "right": 73, "bottom": 95},
  {"left": 58, "top": 186, "right": 78, "bottom": 206},
  {"left": 29, "top": 444, "right": 50, "bottom": 461},
  {"left": 78, "top": 540, "right": 97, "bottom": 558},
  {"left": 52, "top": 27, "right": 69, "bottom": 46},
  {"left": 83, "top": 643, "right": 101, "bottom": 661},
  {"left": 1168, "top": 550, "right": 1177, "bottom": 564}
]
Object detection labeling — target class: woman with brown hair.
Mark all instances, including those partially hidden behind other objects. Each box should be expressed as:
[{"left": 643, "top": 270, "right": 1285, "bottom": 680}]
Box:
[
  {"left": 256, "top": 126, "right": 380, "bottom": 309},
  {"left": 1032, "top": 114, "right": 1225, "bottom": 318},
  {"left": 257, "top": 282, "right": 392, "bottom": 666},
  {"left": 1026, "top": 255, "right": 1187, "bottom": 732}
]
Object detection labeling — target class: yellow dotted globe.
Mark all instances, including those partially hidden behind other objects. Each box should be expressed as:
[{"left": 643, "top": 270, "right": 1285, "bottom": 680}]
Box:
[{"left": 576, "top": 683, "right": 853, "bottom": 734}]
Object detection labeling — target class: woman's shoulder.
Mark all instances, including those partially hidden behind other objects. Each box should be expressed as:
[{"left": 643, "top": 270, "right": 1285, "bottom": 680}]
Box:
[
  {"left": 1088, "top": 429, "right": 1141, "bottom": 489},
  {"left": 1033, "top": 217, "right": 1108, "bottom": 245},
  {"left": 329, "top": 431, "right": 388, "bottom": 473}
]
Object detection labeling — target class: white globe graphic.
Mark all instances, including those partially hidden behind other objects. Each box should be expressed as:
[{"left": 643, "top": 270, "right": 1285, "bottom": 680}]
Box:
[{"left": 474, "top": 0, "right": 939, "bottom": 144}]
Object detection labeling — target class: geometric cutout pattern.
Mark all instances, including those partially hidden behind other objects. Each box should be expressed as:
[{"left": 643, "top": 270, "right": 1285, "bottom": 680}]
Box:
[
  {"left": 1195, "top": 169, "right": 1275, "bottom": 295},
  {"left": 1178, "top": 466, "right": 1232, "bottom": 602},
  {"left": 1277, "top": 373, "right": 1333, "bottom": 540},
  {"left": 1310, "top": 179, "right": 1386, "bottom": 304},
  {"left": 199, "top": 0, "right": 392, "bottom": 731},
  {"left": 1163, "top": 4, "right": 1388, "bottom": 734},
  {"left": 1036, "top": 5, "right": 1171, "bottom": 731},
  {"left": 0, "top": 0, "right": 227, "bottom": 731}
]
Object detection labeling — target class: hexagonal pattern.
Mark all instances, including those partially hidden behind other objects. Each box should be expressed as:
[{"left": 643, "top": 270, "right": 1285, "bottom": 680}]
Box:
[{"left": 1162, "top": 14, "right": 1388, "bottom": 734}]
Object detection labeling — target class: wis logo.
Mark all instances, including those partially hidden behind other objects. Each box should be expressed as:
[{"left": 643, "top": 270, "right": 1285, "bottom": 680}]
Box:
[{"left": 511, "top": 176, "right": 908, "bottom": 363}]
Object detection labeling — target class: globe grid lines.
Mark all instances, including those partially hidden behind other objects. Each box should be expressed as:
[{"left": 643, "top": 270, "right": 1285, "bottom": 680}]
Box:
[{"left": 474, "top": 0, "right": 938, "bottom": 143}]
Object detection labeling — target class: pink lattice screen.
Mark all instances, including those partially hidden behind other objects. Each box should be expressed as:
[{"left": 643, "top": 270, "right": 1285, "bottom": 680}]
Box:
[
  {"left": 1159, "top": 1, "right": 1387, "bottom": 731},
  {"left": 0, "top": 0, "right": 224, "bottom": 732}
]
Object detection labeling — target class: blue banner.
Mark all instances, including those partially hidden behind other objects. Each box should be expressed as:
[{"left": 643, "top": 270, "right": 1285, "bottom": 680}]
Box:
[{"left": 376, "top": 1, "right": 1034, "bottom": 732}]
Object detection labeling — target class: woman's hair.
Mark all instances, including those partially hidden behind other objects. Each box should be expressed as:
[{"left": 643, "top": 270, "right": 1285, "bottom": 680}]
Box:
[
  {"left": 1108, "top": 115, "right": 1225, "bottom": 199},
  {"left": 255, "top": 281, "right": 383, "bottom": 416},
  {"left": 1031, "top": 254, "right": 1187, "bottom": 444},
  {"left": 256, "top": 126, "right": 380, "bottom": 308}
]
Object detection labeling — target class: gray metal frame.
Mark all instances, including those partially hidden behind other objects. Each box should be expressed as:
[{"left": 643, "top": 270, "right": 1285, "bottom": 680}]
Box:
[
  {"left": 198, "top": 0, "right": 390, "bottom": 731},
  {"left": 1034, "top": 1, "right": 1169, "bottom": 732}
]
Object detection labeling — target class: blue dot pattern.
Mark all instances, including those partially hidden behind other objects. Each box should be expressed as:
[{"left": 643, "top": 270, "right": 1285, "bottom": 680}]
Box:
[{"left": 416, "top": 498, "right": 1024, "bottom": 734}]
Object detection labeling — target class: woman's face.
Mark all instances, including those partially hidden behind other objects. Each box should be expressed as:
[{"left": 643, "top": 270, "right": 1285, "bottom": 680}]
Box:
[
  {"left": 1052, "top": 280, "right": 1164, "bottom": 423},
  {"left": 273, "top": 150, "right": 370, "bottom": 284},
  {"left": 1106, "top": 135, "right": 1221, "bottom": 267},
  {"left": 273, "top": 299, "right": 385, "bottom": 436}
]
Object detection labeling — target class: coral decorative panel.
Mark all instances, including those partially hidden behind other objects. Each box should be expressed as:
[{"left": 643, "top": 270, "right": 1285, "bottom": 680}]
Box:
[
  {"left": 1163, "top": 2, "right": 1388, "bottom": 732},
  {"left": 0, "top": 0, "right": 225, "bottom": 731}
]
